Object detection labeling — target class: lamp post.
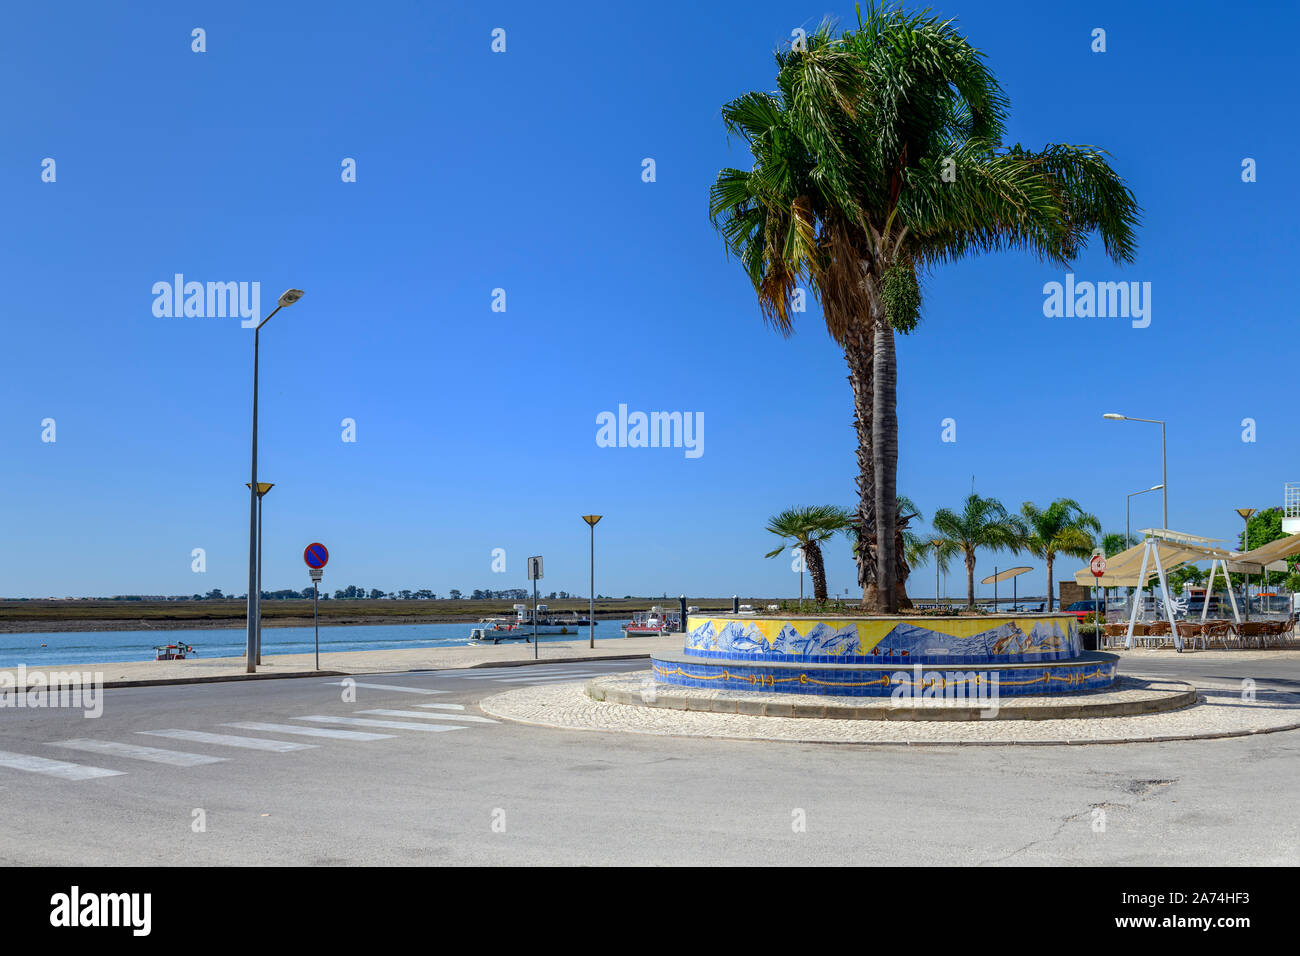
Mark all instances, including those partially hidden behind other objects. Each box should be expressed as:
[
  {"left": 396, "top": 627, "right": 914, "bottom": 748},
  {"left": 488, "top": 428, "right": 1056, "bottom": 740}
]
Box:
[
  {"left": 1236, "top": 507, "right": 1256, "bottom": 621},
  {"left": 245, "top": 482, "right": 274, "bottom": 664},
  {"left": 246, "top": 289, "right": 304, "bottom": 674},
  {"left": 1104, "top": 414, "right": 1168, "bottom": 529},
  {"left": 581, "top": 515, "right": 602, "bottom": 648},
  {"left": 930, "top": 538, "right": 944, "bottom": 609},
  {"left": 1126, "top": 484, "right": 1164, "bottom": 545}
]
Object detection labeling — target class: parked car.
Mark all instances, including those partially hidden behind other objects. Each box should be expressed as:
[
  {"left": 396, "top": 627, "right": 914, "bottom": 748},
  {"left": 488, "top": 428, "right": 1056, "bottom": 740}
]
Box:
[{"left": 1064, "top": 599, "right": 1106, "bottom": 622}]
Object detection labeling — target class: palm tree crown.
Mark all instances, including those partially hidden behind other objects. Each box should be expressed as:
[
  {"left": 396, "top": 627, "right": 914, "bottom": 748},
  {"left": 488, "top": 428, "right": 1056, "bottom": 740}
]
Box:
[
  {"left": 764, "top": 505, "right": 849, "bottom": 603},
  {"left": 1021, "top": 499, "right": 1100, "bottom": 610},
  {"left": 931, "top": 494, "right": 1026, "bottom": 607},
  {"left": 711, "top": 5, "right": 1140, "bottom": 613}
]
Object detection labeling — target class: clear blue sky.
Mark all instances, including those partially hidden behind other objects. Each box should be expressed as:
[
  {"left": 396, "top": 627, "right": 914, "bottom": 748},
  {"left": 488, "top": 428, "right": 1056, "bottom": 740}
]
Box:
[{"left": 1, "top": 1, "right": 1296, "bottom": 601}]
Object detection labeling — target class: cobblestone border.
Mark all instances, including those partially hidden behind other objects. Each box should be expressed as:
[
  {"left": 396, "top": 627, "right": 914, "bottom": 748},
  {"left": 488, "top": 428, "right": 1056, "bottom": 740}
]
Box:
[
  {"left": 479, "top": 671, "right": 1300, "bottom": 746},
  {"left": 586, "top": 673, "right": 1195, "bottom": 720}
]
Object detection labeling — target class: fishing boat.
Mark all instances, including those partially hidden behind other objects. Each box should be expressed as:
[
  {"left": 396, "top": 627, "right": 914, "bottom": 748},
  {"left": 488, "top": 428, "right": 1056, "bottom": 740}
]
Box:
[
  {"left": 154, "top": 642, "right": 196, "bottom": 660},
  {"left": 621, "top": 607, "right": 681, "bottom": 637}
]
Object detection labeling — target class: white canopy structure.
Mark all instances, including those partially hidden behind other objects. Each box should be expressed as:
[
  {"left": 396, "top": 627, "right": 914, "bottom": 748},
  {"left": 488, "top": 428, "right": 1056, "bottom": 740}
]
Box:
[
  {"left": 1225, "top": 532, "right": 1300, "bottom": 572},
  {"left": 1074, "top": 528, "right": 1300, "bottom": 651}
]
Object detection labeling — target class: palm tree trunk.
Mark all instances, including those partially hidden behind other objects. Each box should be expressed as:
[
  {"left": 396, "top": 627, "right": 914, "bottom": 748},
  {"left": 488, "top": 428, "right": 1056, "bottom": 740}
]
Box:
[
  {"left": 894, "top": 522, "right": 913, "bottom": 609},
  {"left": 843, "top": 325, "right": 876, "bottom": 607},
  {"left": 805, "top": 540, "right": 829, "bottom": 603},
  {"left": 872, "top": 313, "right": 898, "bottom": 613},
  {"left": 1046, "top": 554, "right": 1055, "bottom": 611},
  {"left": 966, "top": 551, "right": 977, "bottom": 608}
]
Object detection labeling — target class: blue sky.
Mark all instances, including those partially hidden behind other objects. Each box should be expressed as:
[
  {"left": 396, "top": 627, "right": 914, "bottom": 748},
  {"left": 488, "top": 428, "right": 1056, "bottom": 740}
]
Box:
[{"left": 1, "top": 1, "right": 1296, "bottom": 601}]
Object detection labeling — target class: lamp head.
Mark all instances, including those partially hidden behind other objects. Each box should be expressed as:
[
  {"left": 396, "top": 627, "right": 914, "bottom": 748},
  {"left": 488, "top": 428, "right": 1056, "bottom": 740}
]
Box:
[
  {"left": 1102, "top": 413, "right": 1126, "bottom": 420},
  {"left": 277, "top": 289, "right": 305, "bottom": 308}
]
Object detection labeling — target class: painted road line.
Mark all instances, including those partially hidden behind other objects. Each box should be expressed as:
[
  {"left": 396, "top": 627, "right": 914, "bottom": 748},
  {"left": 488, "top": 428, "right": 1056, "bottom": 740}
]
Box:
[
  {"left": 415, "top": 703, "right": 466, "bottom": 711},
  {"left": 462, "top": 672, "right": 600, "bottom": 682},
  {"left": 321, "top": 682, "right": 446, "bottom": 695},
  {"left": 455, "top": 669, "right": 599, "bottom": 679},
  {"left": 0, "top": 749, "right": 125, "bottom": 781},
  {"left": 490, "top": 674, "right": 601, "bottom": 684},
  {"left": 139, "top": 730, "right": 318, "bottom": 753},
  {"left": 358, "top": 709, "right": 497, "bottom": 724},
  {"left": 223, "top": 722, "right": 396, "bottom": 742},
  {"left": 52, "top": 739, "right": 227, "bottom": 767},
  {"left": 294, "top": 715, "right": 466, "bottom": 733}
]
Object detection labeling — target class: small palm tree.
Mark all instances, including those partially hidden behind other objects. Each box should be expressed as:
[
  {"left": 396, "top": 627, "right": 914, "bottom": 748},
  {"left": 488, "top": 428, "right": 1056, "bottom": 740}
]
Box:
[
  {"left": 1102, "top": 532, "right": 1137, "bottom": 556},
  {"left": 1021, "top": 499, "right": 1101, "bottom": 610},
  {"left": 907, "top": 533, "right": 960, "bottom": 607},
  {"left": 764, "top": 506, "right": 849, "bottom": 603},
  {"left": 931, "top": 494, "right": 1026, "bottom": 608}
]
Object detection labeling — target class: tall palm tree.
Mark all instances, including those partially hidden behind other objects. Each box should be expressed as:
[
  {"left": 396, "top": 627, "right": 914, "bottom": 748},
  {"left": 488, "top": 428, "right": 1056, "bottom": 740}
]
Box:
[
  {"left": 931, "top": 494, "right": 1026, "bottom": 607},
  {"left": 711, "top": 6, "right": 1139, "bottom": 613},
  {"left": 1020, "top": 499, "right": 1101, "bottom": 610},
  {"left": 764, "top": 506, "right": 849, "bottom": 602}
]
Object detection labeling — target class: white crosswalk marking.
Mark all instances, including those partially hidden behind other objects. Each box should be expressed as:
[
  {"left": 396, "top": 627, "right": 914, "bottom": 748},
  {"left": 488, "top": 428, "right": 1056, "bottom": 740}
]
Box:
[
  {"left": 415, "top": 703, "right": 465, "bottom": 711},
  {"left": 53, "top": 739, "right": 227, "bottom": 767},
  {"left": 294, "top": 715, "right": 465, "bottom": 733},
  {"left": 456, "top": 669, "right": 596, "bottom": 679},
  {"left": 358, "top": 709, "right": 497, "bottom": 724},
  {"left": 460, "top": 671, "right": 599, "bottom": 682},
  {"left": 223, "top": 722, "right": 396, "bottom": 741},
  {"left": 321, "top": 682, "right": 445, "bottom": 695},
  {"left": 0, "top": 749, "right": 124, "bottom": 780},
  {"left": 139, "top": 730, "right": 317, "bottom": 752}
]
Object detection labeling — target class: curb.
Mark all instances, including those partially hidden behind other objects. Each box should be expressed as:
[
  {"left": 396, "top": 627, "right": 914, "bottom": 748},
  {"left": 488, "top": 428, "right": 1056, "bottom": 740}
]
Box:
[{"left": 585, "top": 675, "right": 1197, "bottom": 721}]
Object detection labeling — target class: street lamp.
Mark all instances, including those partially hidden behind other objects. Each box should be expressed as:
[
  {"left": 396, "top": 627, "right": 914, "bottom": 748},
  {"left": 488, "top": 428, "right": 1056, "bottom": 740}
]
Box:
[
  {"left": 1126, "top": 484, "right": 1164, "bottom": 545},
  {"left": 245, "top": 482, "right": 274, "bottom": 664},
  {"left": 1236, "top": 507, "right": 1256, "bottom": 621},
  {"left": 246, "top": 289, "right": 304, "bottom": 673},
  {"left": 1104, "top": 413, "right": 1168, "bottom": 529},
  {"left": 581, "top": 515, "right": 602, "bottom": 649}
]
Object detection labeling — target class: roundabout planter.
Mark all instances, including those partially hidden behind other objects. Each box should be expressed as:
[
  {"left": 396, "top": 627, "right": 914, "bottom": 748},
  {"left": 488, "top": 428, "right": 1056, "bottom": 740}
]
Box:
[{"left": 649, "top": 612, "right": 1117, "bottom": 698}]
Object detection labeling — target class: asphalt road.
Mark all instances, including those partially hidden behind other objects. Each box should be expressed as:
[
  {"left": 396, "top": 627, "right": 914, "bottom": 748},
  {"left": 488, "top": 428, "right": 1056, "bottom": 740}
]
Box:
[{"left": 2, "top": 656, "right": 1297, "bottom": 866}]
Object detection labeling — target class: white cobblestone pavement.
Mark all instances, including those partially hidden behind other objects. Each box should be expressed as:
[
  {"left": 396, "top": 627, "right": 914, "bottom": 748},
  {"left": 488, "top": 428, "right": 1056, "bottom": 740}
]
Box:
[{"left": 479, "top": 669, "right": 1300, "bottom": 745}]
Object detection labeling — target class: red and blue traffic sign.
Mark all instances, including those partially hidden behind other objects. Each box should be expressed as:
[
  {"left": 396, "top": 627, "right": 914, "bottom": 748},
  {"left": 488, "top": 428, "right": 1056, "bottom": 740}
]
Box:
[{"left": 304, "top": 542, "right": 329, "bottom": 569}]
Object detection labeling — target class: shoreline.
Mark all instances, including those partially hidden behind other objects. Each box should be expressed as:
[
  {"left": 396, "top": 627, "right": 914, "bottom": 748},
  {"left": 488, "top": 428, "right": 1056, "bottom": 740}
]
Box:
[{"left": 0, "top": 610, "right": 642, "bottom": 635}]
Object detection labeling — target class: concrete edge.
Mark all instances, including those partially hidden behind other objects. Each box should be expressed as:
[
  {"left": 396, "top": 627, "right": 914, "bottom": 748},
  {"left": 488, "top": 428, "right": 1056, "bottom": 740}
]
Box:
[
  {"left": 479, "top": 687, "right": 1300, "bottom": 747},
  {"left": 98, "top": 670, "right": 347, "bottom": 689},
  {"left": 585, "top": 675, "right": 1197, "bottom": 721}
]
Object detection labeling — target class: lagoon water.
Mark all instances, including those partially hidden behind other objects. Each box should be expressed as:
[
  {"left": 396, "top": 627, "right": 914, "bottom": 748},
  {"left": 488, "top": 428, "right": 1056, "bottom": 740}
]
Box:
[{"left": 0, "top": 620, "right": 623, "bottom": 668}]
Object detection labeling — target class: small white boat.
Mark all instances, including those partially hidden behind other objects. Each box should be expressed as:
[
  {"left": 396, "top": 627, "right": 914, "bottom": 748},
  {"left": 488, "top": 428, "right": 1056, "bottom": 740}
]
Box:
[{"left": 622, "top": 606, "right": 681, "bottom": 637}]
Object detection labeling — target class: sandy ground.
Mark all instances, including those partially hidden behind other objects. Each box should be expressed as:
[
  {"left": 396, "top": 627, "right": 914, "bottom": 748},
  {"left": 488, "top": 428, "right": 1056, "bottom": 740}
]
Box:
[{"left": 0, "top": 634, "right": 671, "bottom": 684}]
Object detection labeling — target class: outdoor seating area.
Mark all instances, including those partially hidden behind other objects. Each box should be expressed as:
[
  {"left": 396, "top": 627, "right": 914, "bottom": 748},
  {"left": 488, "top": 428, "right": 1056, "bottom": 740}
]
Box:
[{"left": 1101, "top": 618, "right": 1296, "bottom": 650}]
